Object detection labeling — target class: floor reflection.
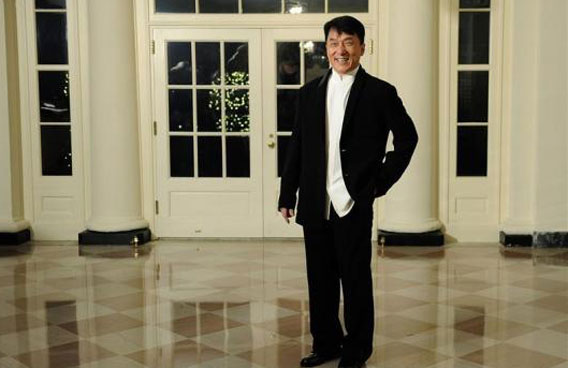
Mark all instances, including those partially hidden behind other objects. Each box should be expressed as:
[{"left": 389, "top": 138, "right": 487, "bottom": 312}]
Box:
[{"left": 0, "top": 241, "right": 566, "bottom": 367}]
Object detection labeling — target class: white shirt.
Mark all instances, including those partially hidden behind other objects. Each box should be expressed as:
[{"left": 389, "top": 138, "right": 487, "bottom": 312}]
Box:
[{"left": 325, "top": 66, "right": 359, "bottom": 219}]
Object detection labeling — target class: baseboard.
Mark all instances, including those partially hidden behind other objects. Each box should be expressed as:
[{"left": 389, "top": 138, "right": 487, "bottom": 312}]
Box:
[
  {"left": 78, "top": 228, "right": 152, "bottom": 245},
  {"left": 377, "top": 230, "right": 444, "bottom": 246},
  {"left": 499, "top": 231, "right": 533, "bottom": 247}
]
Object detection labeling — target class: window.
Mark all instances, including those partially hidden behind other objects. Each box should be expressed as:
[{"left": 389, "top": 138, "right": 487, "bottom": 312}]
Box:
[
  {"left": 35, "top": 0, "right": 72, "bottom": 176},
  {"left": 456, "top": 0, "right": 490, "bottom": 177},
  {"left": 155, "top": 0, "right": 368, "bottom": 14}
]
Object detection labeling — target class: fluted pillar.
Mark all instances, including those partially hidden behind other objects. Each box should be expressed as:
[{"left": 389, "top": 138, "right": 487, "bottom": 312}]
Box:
[
  {"left": 0, "top": 0, "right": 30, "bottom": 244},
  {"left": 79, "top": 0, "right": 149, "bottom": 244},
  {"left": 378, "top": 0, "right": 443, "bottom": 245}
]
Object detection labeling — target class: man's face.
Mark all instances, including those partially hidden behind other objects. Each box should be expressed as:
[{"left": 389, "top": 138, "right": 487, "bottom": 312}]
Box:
[{"left": 326, "top": 28, "right": 365, "bottom": 75}]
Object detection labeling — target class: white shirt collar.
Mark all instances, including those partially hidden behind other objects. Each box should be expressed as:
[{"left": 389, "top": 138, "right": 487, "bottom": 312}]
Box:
[{"left": 330, "top": 65, "right": 360, "bottom": 83}]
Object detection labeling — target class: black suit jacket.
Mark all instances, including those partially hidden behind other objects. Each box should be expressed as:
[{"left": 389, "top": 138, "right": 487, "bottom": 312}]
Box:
[{"left": 278, "top": 67, "right": 418, "bottom": 226}]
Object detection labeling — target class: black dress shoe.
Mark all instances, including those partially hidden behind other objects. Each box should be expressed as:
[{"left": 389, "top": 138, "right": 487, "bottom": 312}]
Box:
[{"left": 300, "top": 351, "right": 341, "bottom": 367}]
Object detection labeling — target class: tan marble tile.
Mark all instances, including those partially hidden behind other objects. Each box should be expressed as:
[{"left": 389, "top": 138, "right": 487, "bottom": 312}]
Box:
[
  {"left": 15, "top": 341, "right": 115, "bottom": 368},
  {"left": 454, "top": 315, "right": 537, "bottom": 340},
  {"left": 237, "top": 340, "right": 310, "bottom": 368},
  {"left": 507, "top": 329, "right": 568, "bottom": 359},
  {"left": 528, "top": 295, "right": 568, "bottom": 313},
  {"left": 58, "top": 313, "right": 144, "bottom": 338},
  {"left": 460, "top": 343, "right": 565, "bottom": 368},
  {"left": 375, "top": 315, "right": 437, "bottom": 339},
  {"left": 367, "top": 341, "right": 450, "bottom": 368},
  {"left": 127, "top": 339, "right": 226, "bottom": 368}
]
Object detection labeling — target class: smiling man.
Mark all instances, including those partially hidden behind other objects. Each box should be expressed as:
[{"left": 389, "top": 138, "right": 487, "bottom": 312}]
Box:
[{"left": 278, "top": 16, "right": 418, "bottom": 368}]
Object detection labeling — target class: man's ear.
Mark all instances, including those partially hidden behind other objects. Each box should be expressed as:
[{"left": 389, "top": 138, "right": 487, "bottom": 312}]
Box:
[{"left": 361, "top": 43, "right": 366, "bottom": 56}]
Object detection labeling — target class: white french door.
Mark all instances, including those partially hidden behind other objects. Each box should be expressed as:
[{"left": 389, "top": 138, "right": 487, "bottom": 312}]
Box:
[
  {"left": 153, "top": 29, "right": 263, "bottom": 237},
  {"left": 153, "top": 28, "right": 372, "bottom": 238}
]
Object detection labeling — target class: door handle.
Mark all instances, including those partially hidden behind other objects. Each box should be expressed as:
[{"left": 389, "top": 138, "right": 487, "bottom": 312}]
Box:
[{"left": 267, "top": 140, "right": 275, "bottom": 149}]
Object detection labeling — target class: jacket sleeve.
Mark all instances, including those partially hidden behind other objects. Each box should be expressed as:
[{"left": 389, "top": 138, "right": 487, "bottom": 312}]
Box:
[
  {"left": 375, "top": 85, "right": 419, "bottom": 197},
  {"left": 277, "top": 89, "right": 303, "bottom": 210}
]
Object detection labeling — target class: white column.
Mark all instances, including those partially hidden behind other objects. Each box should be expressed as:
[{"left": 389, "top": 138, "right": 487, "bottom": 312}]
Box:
[
  {"left": 86, "top": 0, "right": 147, "bottom": 232},
  {"left": 0, "top": 0, "right": 28, "bottom": 234},
  {"left": 379, "top": 0, "right": 441, "bottom": 233}
]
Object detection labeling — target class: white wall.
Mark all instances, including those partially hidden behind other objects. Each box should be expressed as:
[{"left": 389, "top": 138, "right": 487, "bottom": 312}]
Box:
[{"left": 505, "top": 0, "right": 568, "bottom": 233}]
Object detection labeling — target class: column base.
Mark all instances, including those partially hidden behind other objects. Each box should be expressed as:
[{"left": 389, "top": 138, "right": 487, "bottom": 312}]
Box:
[
  {"left": 499, "top": 231, "right": 533, "bottom": 247},
  {"left": 377, "top": 230, "right": 444, "bottom": 246},
  {"left": 533, "top": 232, "right": 568, "bottom": 248},
  {"left": 0, "top": 229, "right": 31, "bottom": 245},
  {"left": 78, "top": 228, "right": 151, "bottom": 245},
  {"left": 499, "top": 231, "right": 568, "bottom": 248}
]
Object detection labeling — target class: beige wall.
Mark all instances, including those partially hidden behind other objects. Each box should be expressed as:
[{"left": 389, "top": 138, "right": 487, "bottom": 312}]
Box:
[
  {"left": 507, "top": 0, "right": 568, "bottom": 232},
  {"left": 3, "top": 0, "right": 24, "bottom": 220}
]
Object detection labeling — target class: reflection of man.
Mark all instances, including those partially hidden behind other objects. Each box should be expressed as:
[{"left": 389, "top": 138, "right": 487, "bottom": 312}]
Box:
[{"left": 278, "top": 16, "right": 418, "bottom": 368}]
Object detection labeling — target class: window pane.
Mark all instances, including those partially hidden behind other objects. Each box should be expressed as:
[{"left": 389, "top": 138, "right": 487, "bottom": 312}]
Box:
[
  {"left": 155, "top": 0, "right": 195, "bottom": 13},
  {"left": 225, "top": 89, "right": 250, "bottom": 132},
  {"left": 41, "top": 125, "right": 72, "bottom": 176},
  {"left": 304, "top": 41, "right": 329, "bottom": 83},
  {"left": 196, "top": 42, "right": 220, "bottom": 85},
  {"left": 277, "top": 89, "right": 297, "bottom": 132},
  {"left": 458, "top": 71, "right": 488, "bottom": 122},
  {"left": 199, "top": 0, "right": 238, "bottom": 13},
  {"left": 35, "top": 0, "right": 66, "bottom": 9},
  {"left": 39, "top": 71, "right": 70, "bottom": 122},
  {"left": 277, "top": 136, "right": 290, "bottom": 177},
  {"left": 328, "top": 0, "right": 368, "bottom": 12},
  {"left": 459, "top": 12, "right": 490, "bottom": 64},
  {"left": 36, "top": 13, "right": 68, "bottom": 65},
  {"left": 460, "top": 0, "right": 490, "bottom": 8},
  {"left": 457, "top": 126, "right": 487, "bottom": 176},
  {"left": 168, "top": 42, "right": 192, "bottom": 85},
  {"left": 169, "top": 89, "right": 193, "bottom": 132},
  {"left": 197, "top": 89, "right": 222, "bottom": 132},
  {"left": 243, "top": 0, "right": 281, "bottom": 13},
  {"left": 277, "top": 42, "right": 300, "bottom": 85},
  {"left": 225, "top": 42, "right": 249, "bottom": 85},
  {"left": 285, "top": 0, "right": 324, "bottom": 13},
  {"left": 226, "top": 137, "right": 250, "bottom": 177},
  {"left": 198, "top": 137, "right": 222, "bottom": 177},
  {"left": 170, "top": 136, "right": 194, "bottom": 177}
]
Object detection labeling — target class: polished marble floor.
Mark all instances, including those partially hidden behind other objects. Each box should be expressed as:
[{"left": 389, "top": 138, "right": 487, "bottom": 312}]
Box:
[{"left": 0, "top": 240, "right": 566, "bottom": 368}]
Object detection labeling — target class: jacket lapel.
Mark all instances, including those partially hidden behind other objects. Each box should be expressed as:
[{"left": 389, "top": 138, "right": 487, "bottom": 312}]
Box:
[
  {"left": 341, "top": 67, "right": 367, "bottom": 134},
  {"left": 316, "top": 68, "right": 332, "bottom": 145}
]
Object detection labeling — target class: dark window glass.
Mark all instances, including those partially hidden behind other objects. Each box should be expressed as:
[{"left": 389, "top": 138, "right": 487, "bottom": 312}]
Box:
[
  {"left": 277, "top": 89, "right": 297, "bottom": 132},
  {"left": 304, "top": 41, "right": 329, "bottom": 83},
  {"left": 225, "top": 89, "right": 250, "bottom": 132},
  {"left": 36, "top": 13, "right": 68, "bottom": 65},
  {"left": 328, "top": 0, "right": 368, "bottom": 12},
  {"left": 198, "top": 136, "right": 222, "bottom": 177},
  {"left": 197, "top": 89, "right": 222, "bottom": 132},
  {"left": 170, "top": 136, "right": 194, "bottom": 177},
  {"left": 41, "top": 125, "right": 72, "bottom": 176},
  {"left": 168, "top": 42, "right": 192, "bottom": 85},
  {"left": 155, "top": 0, "right": 195, "bottom": 13},
  {"left": 243, "top": 0, "right": 281, "bottom": 13},
  {"left": 35, "top": 0, "right": 66, "bottom": 9},
  {"left": 460, "top": 0, "right": 490, "bottom": 8},
  {"left": 277, "top": 135, "right": 290, "bottom": 177},
  {"left": 277, "top": 42, "right": 300, "bottom": 85},
  {"left": 459, "top": 12, "right": 490, "bottom": 64},
  {"left": 458, "top": 71, "right": 488, "bottom": 122},
  {"left": 457, "top": 126, "right": 487, "bottom": 176},
  {"left": 196, "top": 42, "right": 220, "bottom": 85},
  {"left": 226, "top": 137, "right": 250, "bottom": 177},
  {"left": 39, "top": 71, "right": 70, "bottom": 122},
  {"left": 169, "top": 89, "right": 193, "bottom": 132},
  {"left": 199, "top": 0, "right": 238, "bottom": 13},
  {"left": 225, "top": 42, "right": 249, "bottom": 85},
  {"left": 285, "top": 0, "right": 324, "bottom": 13}
]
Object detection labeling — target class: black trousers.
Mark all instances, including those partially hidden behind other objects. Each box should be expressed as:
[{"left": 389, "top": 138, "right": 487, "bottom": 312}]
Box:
[{"left": 302, "top": 201, "right": 374, "bottom": 361}]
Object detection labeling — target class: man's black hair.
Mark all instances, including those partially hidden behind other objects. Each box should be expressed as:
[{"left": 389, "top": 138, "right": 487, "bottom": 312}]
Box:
[{"left": 324, "top": 16, "right": 365, "bottom": 44}]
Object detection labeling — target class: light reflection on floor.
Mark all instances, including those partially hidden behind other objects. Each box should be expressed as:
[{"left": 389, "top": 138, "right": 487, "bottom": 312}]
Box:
[{"left": 0, "top": 240, "right": 566, "bottom": 368}]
